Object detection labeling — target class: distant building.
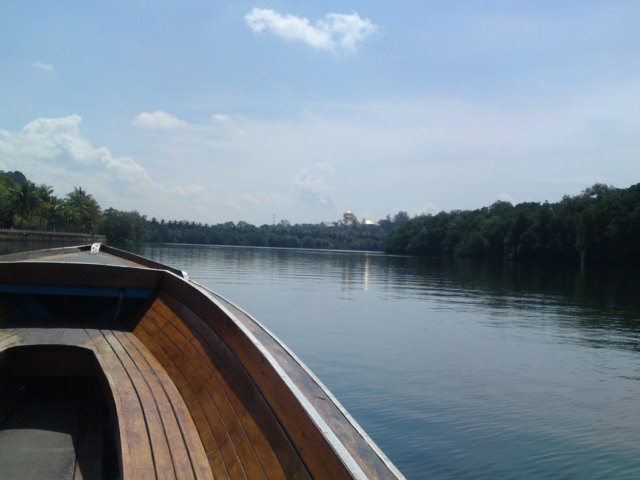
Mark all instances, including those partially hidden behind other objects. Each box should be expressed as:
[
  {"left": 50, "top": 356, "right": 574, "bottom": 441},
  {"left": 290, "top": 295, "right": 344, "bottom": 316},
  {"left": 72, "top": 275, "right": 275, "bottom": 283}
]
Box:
[
  {"left": 322, "top": 210, "right": 379, "bottom": 227},
  {"left": 341, "top": 211, "right": 357, "bottom": 226},
  {"left": 361, "top": 219, "right": 380, "bottom": 226}
]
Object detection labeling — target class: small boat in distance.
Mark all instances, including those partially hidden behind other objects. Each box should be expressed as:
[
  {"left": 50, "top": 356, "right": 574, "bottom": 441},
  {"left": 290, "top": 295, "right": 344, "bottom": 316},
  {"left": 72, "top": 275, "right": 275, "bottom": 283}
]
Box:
[{"left": 0, "top": 244, "right": 405, "bottom": 479}]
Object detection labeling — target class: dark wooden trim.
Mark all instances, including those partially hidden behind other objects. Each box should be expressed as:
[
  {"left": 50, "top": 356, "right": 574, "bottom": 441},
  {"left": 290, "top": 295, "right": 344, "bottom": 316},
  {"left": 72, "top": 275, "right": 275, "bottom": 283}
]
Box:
[{"left": 0, "top": 262, "right": 163, "bottom": 290}]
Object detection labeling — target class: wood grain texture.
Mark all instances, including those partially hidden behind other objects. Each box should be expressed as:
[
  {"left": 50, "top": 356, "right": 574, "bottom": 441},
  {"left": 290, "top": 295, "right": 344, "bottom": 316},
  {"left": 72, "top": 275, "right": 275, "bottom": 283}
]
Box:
[
  {"left": 0, "top": 262, "right": 162, "bottom": 290},
  {"left": 134, "top": 296, "right": 303, "bottom": 480},
  {"left": 156, "top": 292, "right": 311, "bottom": 480}
]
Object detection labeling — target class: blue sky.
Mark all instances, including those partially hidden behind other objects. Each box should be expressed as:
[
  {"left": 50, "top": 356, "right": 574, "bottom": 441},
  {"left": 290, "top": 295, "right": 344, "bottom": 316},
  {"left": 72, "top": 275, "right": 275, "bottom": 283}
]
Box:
[{"left": 1, "top": 1, "right": 639, "bottom": 225}]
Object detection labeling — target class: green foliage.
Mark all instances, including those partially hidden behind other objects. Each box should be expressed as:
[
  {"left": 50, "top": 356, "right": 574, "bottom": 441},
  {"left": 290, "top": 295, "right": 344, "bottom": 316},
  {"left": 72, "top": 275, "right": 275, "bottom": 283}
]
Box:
[
  {"left": 0, "top": 172, "right": 19, "bottom": 227},
  {"left": 12, "top": 168, "right": 637, "bottom": 264},
  {"left": 385, "top": 183, "right": 640, "bottom": 265},
  {"left": 65, "top": 187, "right": 102, "bottom": 232},
  {"left": 0, "top": 171, "right": 102, "bottom": 233},
  {"left": 5, "top": 171, "right": 27, "bottom": 185},
  {"left": 0, "top": 170, "right": 408, "bottom": 249},
  {"left": 99, "top": 209, "right": 148, "bottom": 243},
  {"left": 143, "top": 219, "right": 391, "bottom": 251}
]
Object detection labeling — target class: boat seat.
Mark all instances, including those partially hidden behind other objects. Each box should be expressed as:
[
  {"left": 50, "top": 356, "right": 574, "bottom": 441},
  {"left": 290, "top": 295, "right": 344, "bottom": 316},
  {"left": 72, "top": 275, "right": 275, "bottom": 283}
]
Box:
[{"left": 0, "top": 326, "right": 214, "bottom": 480}]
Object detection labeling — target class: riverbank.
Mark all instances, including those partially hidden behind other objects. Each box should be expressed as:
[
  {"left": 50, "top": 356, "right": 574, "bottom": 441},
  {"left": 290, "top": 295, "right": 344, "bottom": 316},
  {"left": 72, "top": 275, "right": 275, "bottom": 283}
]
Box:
[{"left": 0, "top": 228, "right": 105, "bottom": 243}]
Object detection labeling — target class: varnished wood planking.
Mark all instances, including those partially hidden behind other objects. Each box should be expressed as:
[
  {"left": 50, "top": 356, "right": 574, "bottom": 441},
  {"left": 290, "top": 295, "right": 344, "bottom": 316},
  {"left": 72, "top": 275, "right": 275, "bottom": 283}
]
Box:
[
  {"left": 133, "top": 324, "right": 231, "bottom": 479},
  {"left": 145, "top": 299, "right": 267, "bottom": 472},
  {"left": 140, "top": 298, "right": 289, "bottom": 480},
  {"left": 100, "top": 330, "right": 177, "bottom": 480},
  {"left": 84, "top": 328, "right": 156, "bottom": 480},
  {"left": 114, "top": 331, "right": 200, "bottom": 480},
  {"left": 136, "top": 308, "right": 247, "bottom": 479},
  {"left": 0, "top": 328, "right": 26, "bottom": 349},
  {"left": 0, "top": 262, "right": 162, "bottom": 290},
  {"left": 117, "top": 331, "right": 214, "bottom": 480},
  {"left": 0, "top": 326, "right": 214, "bottom": 479},
  {"left": 142, "top": 312, "right": 255, "bottom": 478},
  {"left": 0, "top": 245, "right": 405, "bottom": 480},
  {"left": 155, "top": 293, "right": 304, "bottom": 480},
  {"left": 86, "top": 329, "right": 214, "bottom": 480},
  {"left": 155, "top": 292, "right": 311, "bottom": 480}
]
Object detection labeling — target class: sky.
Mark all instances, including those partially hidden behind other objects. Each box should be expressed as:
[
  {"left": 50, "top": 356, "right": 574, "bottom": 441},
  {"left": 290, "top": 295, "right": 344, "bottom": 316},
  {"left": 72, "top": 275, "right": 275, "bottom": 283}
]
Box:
[{"left": 1, "top": 1, "right": 639, "bottom": 226}]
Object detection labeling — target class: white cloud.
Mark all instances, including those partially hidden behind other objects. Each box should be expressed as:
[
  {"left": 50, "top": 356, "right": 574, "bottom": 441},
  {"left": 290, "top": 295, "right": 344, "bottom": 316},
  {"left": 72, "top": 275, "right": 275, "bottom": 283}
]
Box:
[
  {"left": 294, "top": 163, "right": 335, "bottom": 207},
  {"left": 131, "top": 110, "right": 186, "bottom": 129},
  {"left": 0, "top": 115, "right": 294, "bottom": 224},
  {"left": 0, "top": 116, "right": 158, "bottom": 197},
  {"left": 245, "top": 8, "right": 377, "bottom": 53},
  {"left": 114, "top": 76, "right": 640, "bottom": 223},
  {"left": 32, "top": 61, "right": 54, "bottom": 72}
]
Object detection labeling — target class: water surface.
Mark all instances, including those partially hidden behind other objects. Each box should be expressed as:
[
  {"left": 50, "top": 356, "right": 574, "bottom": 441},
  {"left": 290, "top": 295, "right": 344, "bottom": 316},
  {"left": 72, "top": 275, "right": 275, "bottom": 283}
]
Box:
[{"left": 4, "top": 241, "right": 640, "bottom": 479}]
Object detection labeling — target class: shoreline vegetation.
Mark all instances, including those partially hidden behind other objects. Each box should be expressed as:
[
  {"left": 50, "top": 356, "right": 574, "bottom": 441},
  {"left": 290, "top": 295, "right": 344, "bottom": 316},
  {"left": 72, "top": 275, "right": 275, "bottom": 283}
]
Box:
[
  {"left": 386, "top": 183, "right": 640, "bottom": 265},
  {"left": 2, "top": 170, "right": 638, "bottom": 264}
]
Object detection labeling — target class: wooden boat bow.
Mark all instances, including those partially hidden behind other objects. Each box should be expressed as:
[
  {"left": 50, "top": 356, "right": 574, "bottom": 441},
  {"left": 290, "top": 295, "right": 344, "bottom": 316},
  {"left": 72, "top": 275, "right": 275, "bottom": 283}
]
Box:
[{"left": 0, "top": 244, "right": 405, "bottom": 480}]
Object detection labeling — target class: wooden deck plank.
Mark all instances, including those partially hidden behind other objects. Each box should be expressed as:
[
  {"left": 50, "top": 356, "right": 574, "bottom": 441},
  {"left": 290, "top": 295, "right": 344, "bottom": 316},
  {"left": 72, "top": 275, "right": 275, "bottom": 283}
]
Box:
[
  {"left": 116, "top": 330, "right": 216, "bottom": 480},
  {"left": 0, "top": 325, "right": 214, "bottom": 480},
  {"left": 0, "top": 328, "right": 25, "bottom": 350},
  {"left": 135, "top": 319, "right": 236, "bottom": 480},
  {"left": 117, "top": 331, "right": 215, "bottom": 480},
  {"left": 157, "top": 291, "right": 312, "bottom": 480},
  {"left": 1, "top": 326, "right": 65, "bottom": 347},
  {"left": 113, "top": 331, "right": 190, "bottom": 480},
  {"left": 101, "top": 331, "right": 177, "bottom": 480},
  {"left": 150, "top": 296, "right": 296, "bottom": 480},
  {"left": 143, "top": 303, "right": 270, "bottom": 480},
  {"left": 85, "top": 328, "right": 156, "bottom": 480}
]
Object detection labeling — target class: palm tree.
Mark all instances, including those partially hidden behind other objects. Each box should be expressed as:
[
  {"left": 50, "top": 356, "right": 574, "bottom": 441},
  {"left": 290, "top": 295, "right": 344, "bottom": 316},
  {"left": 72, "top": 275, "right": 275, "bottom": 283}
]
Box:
[
  {"left": 65, "top": 187, "right": 102, "bottom": 232},
  {"left": 35, "top": 183, "right": 54, "bottom": 229},
  {"left": 61, "top": 201, "right": 80, "bottom": 231},
  {"left": 41, "top": 196, "right": 64, "bottom": 231},
  {"left": 12, "top": 181, "right": 39, "bottom": 228}
]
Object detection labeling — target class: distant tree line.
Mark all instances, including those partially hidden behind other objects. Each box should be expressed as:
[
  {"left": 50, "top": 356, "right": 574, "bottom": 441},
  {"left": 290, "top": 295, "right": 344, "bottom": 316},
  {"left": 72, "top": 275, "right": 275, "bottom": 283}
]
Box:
[
  {"left": 2, "top": 171, "right": 409, "bottom": 251},
  {"left": 102, "top": 212, "right": 404, "bottom": 252},
  {"left": 385, "top": 183, "right": 640, "bottom": 265},
  {"left": 9, "top": 169, "right": 636, "bottom": 263},
  {"left": 141, "top": 212, "right": 411, "bottom": 251}
]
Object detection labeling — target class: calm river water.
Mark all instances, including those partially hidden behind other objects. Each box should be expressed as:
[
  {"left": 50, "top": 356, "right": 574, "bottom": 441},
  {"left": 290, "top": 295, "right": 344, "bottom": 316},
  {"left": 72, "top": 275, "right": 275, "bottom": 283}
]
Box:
[{"left": 3, "top": 241, "right": 640, "bottom": 479}]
